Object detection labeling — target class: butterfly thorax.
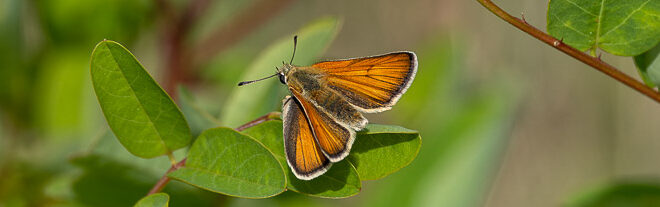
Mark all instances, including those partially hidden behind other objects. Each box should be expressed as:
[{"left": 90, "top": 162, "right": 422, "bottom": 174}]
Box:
[{"left": 286, "top": 67, "right": 326, "bottom": 91}]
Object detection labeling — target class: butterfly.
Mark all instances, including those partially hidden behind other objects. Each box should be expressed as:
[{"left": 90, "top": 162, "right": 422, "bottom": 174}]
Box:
[{"left": 239, "top": 36, "right": 417, "bottom": 180}]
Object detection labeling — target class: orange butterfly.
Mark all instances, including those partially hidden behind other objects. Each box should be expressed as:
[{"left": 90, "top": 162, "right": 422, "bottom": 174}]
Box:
[{"left": 239, "top": 36, "right": 417, "bottom": 180}]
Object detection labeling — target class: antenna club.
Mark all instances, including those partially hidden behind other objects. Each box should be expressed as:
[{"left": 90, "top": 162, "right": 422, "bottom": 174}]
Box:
[
  {"left": 237, "top": 73, "right": 279, "bottom": 86},
  {"left": 289, "top": 35, "right": 298, "bottom": 64}
]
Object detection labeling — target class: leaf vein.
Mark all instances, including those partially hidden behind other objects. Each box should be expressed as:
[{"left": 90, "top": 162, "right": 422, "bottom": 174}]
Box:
[
  {"left": 562, "top": 0, "right": 598, "bottom": 16},
  {"left": 599, "top": 0, "right": 653, "bottom": 39}
]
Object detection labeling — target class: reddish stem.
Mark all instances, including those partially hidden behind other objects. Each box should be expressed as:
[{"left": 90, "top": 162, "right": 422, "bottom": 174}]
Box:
[{"left": 147, "top": 158, "right": 187, "bottom": 195}]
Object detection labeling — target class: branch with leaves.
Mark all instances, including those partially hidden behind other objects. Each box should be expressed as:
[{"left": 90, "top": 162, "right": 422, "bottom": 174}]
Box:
[
  {"left": 89, "top": 24, "right": 421, "bottom": 203},
  {"left": 476, "top": 0, "right": 660, "bottom": 103}
]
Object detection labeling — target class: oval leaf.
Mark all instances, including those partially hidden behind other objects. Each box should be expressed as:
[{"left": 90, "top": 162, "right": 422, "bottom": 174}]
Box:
[
  {"left": 349, "top": 124, "right": 421, "bottom": 180},
  {"left": 168, "top": 127, "right": 286, "bottom": 198},
  {"left": 90, "top": 40, "right": 191, "bottom": 158},
  {"left": 547, "top": 0, "right": 660, "bottom": 56},
  {"left": 220, "top": 17, "right": 341, "bottom": 127},
  {"left": 134, "top": 193, "right": 169, "bottom": 207},
  {"left": 634, "top": 43, "right": 660, "bottom": 87},
  {"left": 242, "top": 120, "right": 361, "bottom": 198}
]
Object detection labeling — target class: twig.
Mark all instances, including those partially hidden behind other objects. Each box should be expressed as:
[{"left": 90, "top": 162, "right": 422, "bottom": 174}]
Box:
[
  {"left": 146, "top": 112, "right": 281, "bottom": 195},
  {"left": 147, "top": 158, "right": 186, "bottom": 195},
  {"left": 193, "top": 0, "right": 296, "bottom": 64},
  {"left": 235, "top": 112, "right": 281, "bottom": 131},
  {"left": 476, "top": 0, "right": 660, "bottom": 103}
]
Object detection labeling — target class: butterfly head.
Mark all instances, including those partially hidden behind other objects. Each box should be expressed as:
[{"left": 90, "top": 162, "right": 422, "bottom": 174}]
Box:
[{"left": 277, "top": 63, "right": 294, "bottom": 84}]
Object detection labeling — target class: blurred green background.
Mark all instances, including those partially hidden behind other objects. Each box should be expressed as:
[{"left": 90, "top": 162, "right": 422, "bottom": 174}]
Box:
[{"left": 2, "top": 0, "right": 660, "bottom": 206}]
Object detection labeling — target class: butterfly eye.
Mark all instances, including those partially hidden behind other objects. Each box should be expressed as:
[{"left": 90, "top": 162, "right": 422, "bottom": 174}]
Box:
[{"left": 278, "top": 73, "right": 286, "bottom": 84}]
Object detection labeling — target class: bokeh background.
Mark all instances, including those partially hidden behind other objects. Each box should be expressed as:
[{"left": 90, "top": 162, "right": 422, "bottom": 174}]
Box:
[{"left": 2, "top": 0, "right": 660, "bottom": 206}]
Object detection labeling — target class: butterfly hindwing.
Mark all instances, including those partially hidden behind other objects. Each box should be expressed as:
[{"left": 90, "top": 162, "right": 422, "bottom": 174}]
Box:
[
  {"left": 312, "top": 52, "right": 417, "bottom": 113},
  {"left": 282, "top": 96, "right": 331, "bottom": 180},
  {"left": 290, "top": 89, "right": 355, "bottom": 162}
]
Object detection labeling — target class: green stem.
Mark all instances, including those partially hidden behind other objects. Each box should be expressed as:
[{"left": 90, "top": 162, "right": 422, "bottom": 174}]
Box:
[
  {"left": 590, "top": 48, "right": 597, "bottom": 57},
  {"left": 476, "top": 0, "right": 660, "bottom": 103},
  {"left": 166, "top": 151, "right": 177, "bottom": 166}
]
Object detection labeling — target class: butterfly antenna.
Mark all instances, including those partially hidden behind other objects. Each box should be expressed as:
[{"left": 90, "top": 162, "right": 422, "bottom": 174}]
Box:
[
  {"left": 289, "top": 35, "right": 298, "bottom": 64},
  {"left": 238, "top": 73, "right": 278, "bottom": 86}
]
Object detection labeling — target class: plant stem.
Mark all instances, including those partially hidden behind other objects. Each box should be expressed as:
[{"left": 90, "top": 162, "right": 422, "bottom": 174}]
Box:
[
  {"left": 166, "top": 151, "right": 177, "bottom": 166},
  {"left": 234, "top": 112, "right": 281, "bottom": 131},
  {"left": 476, "top": 0, "right": 660, "bottom": 103},
  {"left": 146, "top": 112, "right": 280, "bottom": 195}
]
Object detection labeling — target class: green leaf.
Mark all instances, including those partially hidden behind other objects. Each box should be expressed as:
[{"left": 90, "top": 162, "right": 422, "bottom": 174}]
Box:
[
  {"left": 635, "top": 43, "right": 660, "bottom": 87},
  {"left": 177, "top": 86, "right": 219, "bottom": 137},
  {"left": 90, "top": 40, "right": 192, "bottom": 158},
  {"left": 287, "top": 161, "right": 361, "bottom": 198},
  {"left": 547, "top": 0, "right": 660, "bottom": 56},
  {"left": 34, "top": 49, "right": 89, "bottom": 136},
  {"left": 242, "top": 121, "right": 362, "bottom": 198},
  {"left": 168, "top": 127, "right": 286, "bottom": 198},
  {"left": 220, "top": 17, "right": 341, "bottom": 127},
  {"left": 134, "top": 193, "right": 169, "bottom": 207},
  {"left": 568, "top": 182, "right": 660, "bottom": 207},
  {"left": 349, "top": 124, "right": 421, "bottom": 180}
]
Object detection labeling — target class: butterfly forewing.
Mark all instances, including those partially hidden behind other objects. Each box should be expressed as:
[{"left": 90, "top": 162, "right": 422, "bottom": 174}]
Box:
[
  {"left": 282, "top": 96, "right": 331, "bottom": 180},
  {"left": 290, "top": 89, "right": 355, "bottom": 162},
  {"left": 312, "top": 52, "right": 417, "bottom": 113}
]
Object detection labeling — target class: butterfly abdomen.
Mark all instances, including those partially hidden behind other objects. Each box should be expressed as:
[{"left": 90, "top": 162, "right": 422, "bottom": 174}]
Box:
[{"left": 307, "top": 89, "right": 367, "bottom": 131}]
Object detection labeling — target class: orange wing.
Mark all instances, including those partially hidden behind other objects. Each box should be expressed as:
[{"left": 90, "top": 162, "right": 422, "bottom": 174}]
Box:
[
  {"left": 313, "top": 52, "right": 417, "bottom": 113},
  {"left": 290, "top": 88, "right": 354, "bottom": 162},
  {"left": 282, "top": 96, "right": 330, "bottom": 180}
]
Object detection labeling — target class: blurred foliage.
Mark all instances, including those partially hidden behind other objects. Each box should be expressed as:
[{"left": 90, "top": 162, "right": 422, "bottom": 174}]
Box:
[
  {"left": 7, "top": 0, "right": 659, "bottom": 206},
  {"left": 62, "top": 131, "right": 219, "bottom": 207},
  {"left": 569, "top": 181, "right": 660, "bottom": 207}
]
